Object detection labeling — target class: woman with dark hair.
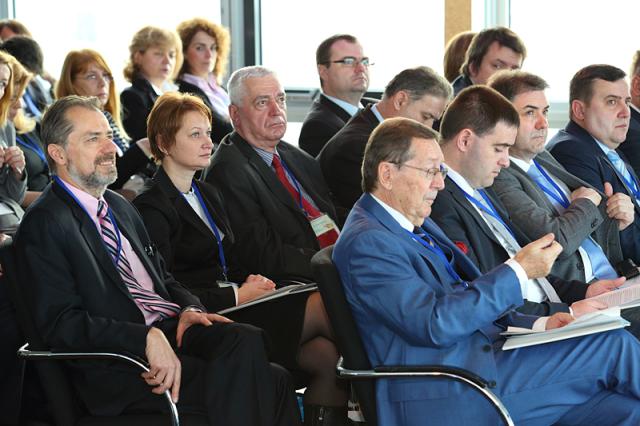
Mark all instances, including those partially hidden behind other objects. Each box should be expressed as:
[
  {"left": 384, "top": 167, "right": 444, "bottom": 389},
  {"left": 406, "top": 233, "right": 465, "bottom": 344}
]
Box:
[
  {"left": 135, "top": 92, "right": 349, "bottom": 426},
  {"left": 175, "top": 18, "right": 233, "bottom": 145}
]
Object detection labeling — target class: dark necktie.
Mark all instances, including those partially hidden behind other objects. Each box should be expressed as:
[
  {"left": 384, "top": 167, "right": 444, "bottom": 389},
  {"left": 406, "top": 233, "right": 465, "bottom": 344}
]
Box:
[
  {"left": 97, "top": 200, "right": 180, "bottom": 319},
  {"left": 272, "top": 154, "right": 338, "bottom": 248}
]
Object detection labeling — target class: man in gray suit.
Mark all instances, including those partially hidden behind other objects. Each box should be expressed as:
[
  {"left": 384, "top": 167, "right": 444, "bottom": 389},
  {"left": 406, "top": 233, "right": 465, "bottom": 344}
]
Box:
[{"left": 489, "top": 71, "right": 634, "bottom": 283}]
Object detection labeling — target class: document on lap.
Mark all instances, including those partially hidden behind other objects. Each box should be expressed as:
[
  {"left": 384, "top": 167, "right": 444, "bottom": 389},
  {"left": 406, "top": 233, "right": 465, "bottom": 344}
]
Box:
[
  {"left": 217, "top": 283, "right": 318, "bottom": 314},
  {"left": 587, "top": 279, "right": 640, "bottom": 309},
  {"left": 501, "top": 307, "right": 629, "bottom": 351}
]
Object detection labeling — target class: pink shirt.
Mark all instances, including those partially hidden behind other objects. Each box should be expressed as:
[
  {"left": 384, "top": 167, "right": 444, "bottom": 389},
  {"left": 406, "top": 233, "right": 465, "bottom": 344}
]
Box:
[{"left": 64, "top": 180, "right": 163, "bottom": 325}]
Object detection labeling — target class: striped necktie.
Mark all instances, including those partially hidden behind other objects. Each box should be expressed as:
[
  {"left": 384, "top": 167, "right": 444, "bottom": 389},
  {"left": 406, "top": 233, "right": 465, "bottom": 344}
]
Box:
[{"left": 97, "top": 200, "right": 180, "bottom": 319}]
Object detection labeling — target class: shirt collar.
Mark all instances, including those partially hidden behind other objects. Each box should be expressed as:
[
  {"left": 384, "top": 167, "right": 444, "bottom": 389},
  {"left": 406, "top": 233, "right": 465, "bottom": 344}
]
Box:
[
  {"left": 509, "top": 155, "right": 533, "bottom": 172},
  {"left": 323, "top": 94, "right": 362, "bottom": 117},
  {"left": 445, "top": 164, "right": 476, "bottom": 194},
  {"left": 593, "top": 137, "right": 616, "bottom": 156},
  {"left": 370, "top": 103, "right": 384, "bottom": 123},
  {"left": 370, "top": 193, "right": 415, "bottom": 232},
  {"left": 252, "top": 146, "right": 279, "bottom": 167},
  {"left": 58, "top": 177, "right": 104, "bottom": 225}
]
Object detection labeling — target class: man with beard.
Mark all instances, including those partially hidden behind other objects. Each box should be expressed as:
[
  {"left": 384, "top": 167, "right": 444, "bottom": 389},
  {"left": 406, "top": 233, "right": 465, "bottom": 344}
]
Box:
[
  {"left": 489, "top": 70, "right": 636, "bottom": 283},
  {"left": 298, "top": 34, "right": 371, "bottom": 157},
  {"left": 549, "top": 64, "right": 640, "bottom": 265},
  {"left": 203, "top": 66, "right": 338, "bottom": 281},
  {"left": 14, "top": 95, "right": 301, "bottom": 425}
]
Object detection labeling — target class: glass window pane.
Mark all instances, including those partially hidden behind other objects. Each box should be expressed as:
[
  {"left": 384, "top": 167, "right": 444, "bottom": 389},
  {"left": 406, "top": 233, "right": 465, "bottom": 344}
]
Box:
[
  {"left": 15, "top": 0, "right": 221, "bottom": 92},
  {"left": 261, "top": 1, "right": 445, "bottom": 91},
  {"left": 511, "top": 0, "right": 637, "bottom": 103}
]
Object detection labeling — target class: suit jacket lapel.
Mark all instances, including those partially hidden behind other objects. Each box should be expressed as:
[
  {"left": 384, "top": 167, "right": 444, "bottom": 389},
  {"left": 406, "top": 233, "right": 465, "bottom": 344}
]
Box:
[
  {"left": 319, "top": 94, "right": 352, "bottom": 122},
  {"left": 53, "top": 184, "right": 132, "bottom": 300},
  {"left": 231, "top": 133, "right": 306, "bottom": 216},
  {"left": 444, "top": 178, "right": 503, "bottom": 247}
]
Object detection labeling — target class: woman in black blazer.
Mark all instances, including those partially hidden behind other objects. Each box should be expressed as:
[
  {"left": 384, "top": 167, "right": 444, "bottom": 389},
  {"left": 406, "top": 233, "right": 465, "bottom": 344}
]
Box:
[
  {"left": 175, "top": 18, "right": 233, "bottom": 145},
  {"left": 134, "top": 92, "right": 349, "bottom": 425}
]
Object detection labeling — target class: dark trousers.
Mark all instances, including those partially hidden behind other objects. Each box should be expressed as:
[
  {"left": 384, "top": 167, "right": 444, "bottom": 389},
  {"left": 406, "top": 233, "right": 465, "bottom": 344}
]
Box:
[{"left": 111, "top": 321, "right": 301, "bottom": 426}]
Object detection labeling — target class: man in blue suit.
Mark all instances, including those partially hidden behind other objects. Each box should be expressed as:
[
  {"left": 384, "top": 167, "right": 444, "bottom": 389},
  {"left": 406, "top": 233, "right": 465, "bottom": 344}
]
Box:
[
  {"left": 549, "top": 64, "right": 640, "bottom": 265},
  {"left": 617, "top": 51, "right": 640, "bottom": 177},
  {"left": 333, "top": 113, "right": 640, "bottom": 425}
]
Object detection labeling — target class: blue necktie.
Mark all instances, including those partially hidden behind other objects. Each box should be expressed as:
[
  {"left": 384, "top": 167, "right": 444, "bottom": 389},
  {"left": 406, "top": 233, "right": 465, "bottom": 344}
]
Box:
[
  {"left": 527, "top": 165, "right": 618, "bottom": 280},
  {"left": 606, "top": 151, "right": 640, "bottom": 202}
]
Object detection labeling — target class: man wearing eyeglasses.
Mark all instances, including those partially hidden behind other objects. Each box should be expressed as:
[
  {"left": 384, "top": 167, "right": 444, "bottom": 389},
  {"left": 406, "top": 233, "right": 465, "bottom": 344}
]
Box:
[
  {"left": 431, "top": 85, "right": 623, "bottom": 319},
  {"left": 318, "top": 66, "right": 451, "bottom": 211},
  {"left": 298, "top": 34, "right": 371, "bottom": 157},
  {"left": 334, "top": 115, "right": 640, "bottom": 426}
]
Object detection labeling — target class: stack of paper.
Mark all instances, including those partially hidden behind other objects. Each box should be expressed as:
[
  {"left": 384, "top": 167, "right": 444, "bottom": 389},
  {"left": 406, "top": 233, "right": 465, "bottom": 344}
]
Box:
[
  {"left": 501, "top": 307, "right": 629, "bottom": 350},
  {"left": 218, "top": 283, "right": 318, "bottom": 314},
  {"left": 586, "top": 279, "right": 640, "bottom": 309}
]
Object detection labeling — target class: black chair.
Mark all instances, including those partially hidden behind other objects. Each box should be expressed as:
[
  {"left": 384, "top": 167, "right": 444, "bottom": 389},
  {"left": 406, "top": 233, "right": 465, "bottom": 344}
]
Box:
[
  {"left": 0, "top": 242, "right": 208, "bottom": 426},
  {"left": 310, "top": 246, "right": 514, "bottom": 426}
]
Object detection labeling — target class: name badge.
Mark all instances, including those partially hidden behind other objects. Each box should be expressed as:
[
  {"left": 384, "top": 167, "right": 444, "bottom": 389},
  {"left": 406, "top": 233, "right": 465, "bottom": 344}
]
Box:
[{"left": 310, "top": 214, "right": 340, "bottom": 238}]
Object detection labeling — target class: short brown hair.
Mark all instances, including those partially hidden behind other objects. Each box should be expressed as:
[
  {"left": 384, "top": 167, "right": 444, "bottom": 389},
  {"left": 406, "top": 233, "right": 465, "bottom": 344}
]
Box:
[
  {"left": 41, "top": 96, "right": 103, "bottom": 171},
  {"left": 147, "top": 92, "right": 212, "bottom": 161},
  {"left": 443, "top": 31, "right": 476, "bottom": 83},
  {"left": 362, "top": 117, "right": 439, "bottom": 193},
  {"left": 570, "top": 64, "right": 626, "bottom": 105},
  {"left": 440, "top": 85, "right": 519, "bottom": 142},
  {"left": 461, "top": 27, "right": 526, "bottom": 78},
  {"left": 488, "top": 70, "right": 549, "bottom": 102},
  {"left": 176, "top": 18, "right": 230, "bottom": 83}
]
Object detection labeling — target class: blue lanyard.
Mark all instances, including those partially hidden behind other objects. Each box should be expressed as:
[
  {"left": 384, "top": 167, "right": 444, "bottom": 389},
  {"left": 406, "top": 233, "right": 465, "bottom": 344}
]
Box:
[
  {"left": 53, "top": 176, "right": 122, "bottom": 264},
  {"left": 16, "top": 133, "right": 48, "bottom": 170},
  {"left": 406, "top": 227, "right": 469, "bottom": 288},
  {"left": 23, "top": 92, "right": 41, "bottom": 118},
  {"left": 454, "top": 183, "right": 517, "bottom": 240},
  {"left": 532, "top": 161, "right": 570, "bottom": 208},
  {"left": 186, "top": 183, "right": 228, "bottom": 281},
  {"left": 277, "top": 156, "right": 306, "bottom": 215},
  {"left": 608, "top": 158, "right": 640, "bottom": 199}
]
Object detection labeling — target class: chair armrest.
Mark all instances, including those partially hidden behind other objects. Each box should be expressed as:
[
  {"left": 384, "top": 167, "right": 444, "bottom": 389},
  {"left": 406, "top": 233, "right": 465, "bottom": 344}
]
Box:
[
  {"left": 336, "top": 357, "right": 514, "bottom": 426},
  {"left": 18, "top": 343, "right": 180, "bottom": 426}
]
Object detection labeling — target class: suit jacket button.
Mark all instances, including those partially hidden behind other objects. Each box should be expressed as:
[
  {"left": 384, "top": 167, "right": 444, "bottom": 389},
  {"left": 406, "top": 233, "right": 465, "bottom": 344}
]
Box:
[
  {"left": 488, "top": 380, "right": 497, "bottom": 388},
  {"left": 482, "top": 344, "right": 491, "bottom": 352},
  {"left": 591, "top": 220, "right": 598, "bottom": 228},
  {"left": 577, "top": 263, "right": 584, "bottom": 270}
]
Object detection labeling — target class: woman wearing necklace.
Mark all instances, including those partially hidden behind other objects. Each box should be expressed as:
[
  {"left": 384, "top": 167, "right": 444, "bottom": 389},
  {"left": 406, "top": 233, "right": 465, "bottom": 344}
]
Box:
[{"left": 134, "top": 92, "right": 349, "bottom": 425}]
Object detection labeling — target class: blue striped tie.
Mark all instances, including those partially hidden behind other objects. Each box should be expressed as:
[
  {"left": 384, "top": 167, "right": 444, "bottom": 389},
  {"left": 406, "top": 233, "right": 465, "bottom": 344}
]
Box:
[{"left": 97, "top": 200, "right": 180, "bottom": 319}]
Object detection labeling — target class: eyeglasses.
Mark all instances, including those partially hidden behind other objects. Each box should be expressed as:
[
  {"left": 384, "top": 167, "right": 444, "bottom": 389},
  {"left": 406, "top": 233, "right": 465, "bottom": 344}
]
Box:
[
  {"left": 323, "top": 56, "right": 373, "bottom": 67},
  {"left": 79, "top": 73, "right": 113, "bottom": 84},
  {"left": 395, "top": 163, "right": 448, "bottom": 180}
]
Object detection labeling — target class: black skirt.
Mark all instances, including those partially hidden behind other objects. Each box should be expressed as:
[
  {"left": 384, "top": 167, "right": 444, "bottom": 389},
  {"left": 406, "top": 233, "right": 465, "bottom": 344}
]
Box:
[{"left": 225, "top": 290, "right": 313, "bottom": 371}]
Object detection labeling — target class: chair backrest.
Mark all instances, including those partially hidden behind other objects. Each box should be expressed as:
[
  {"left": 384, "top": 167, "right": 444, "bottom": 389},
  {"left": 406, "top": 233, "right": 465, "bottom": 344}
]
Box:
[
  {"left": 310, "top": 246, "right": 378, "bottom": 426},
  {"left": 0, "top": 242, "right": 83, "bottom": 425}
]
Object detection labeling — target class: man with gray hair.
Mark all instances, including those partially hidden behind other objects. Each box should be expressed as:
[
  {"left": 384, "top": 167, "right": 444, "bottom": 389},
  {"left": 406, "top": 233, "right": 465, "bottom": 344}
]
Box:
[
  {"left": 318, "top": 66, "right": 451, "bottom": 210},
  {"left": 15, "top": 95, "right": 301, "bottom": 425},
  {"left": 204, "top": 66, "right": 339, "bottom": 283}
]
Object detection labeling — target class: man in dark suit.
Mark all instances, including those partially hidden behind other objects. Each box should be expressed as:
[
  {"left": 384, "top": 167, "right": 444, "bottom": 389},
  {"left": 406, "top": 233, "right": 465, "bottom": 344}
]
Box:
[
  {"left": 488, "top": 70, "right": 635, "bottom": 283},
  {"left": 548, "top": 64, "right": 640, "bottom": 265},
  {"left": 203, "top": 66, "right": 338, "bottom": 281},
  {"left": 298, "top": 34, "right": 370, "bottom": 157},
  {"left": 450, "top": 27, "right": 526, "bottom": 96},
  {"left": 333, "top": 116, "right": 640, "bottom": 426},
  {"left": 431, "top": 86, "right": 620, "bottom": 318},
  {"left": 318, "top": 66, "right": 451, "bottom": 211},
  {"left": 617, "top": 51, "right": 640, "bottom": 176},
  {"left": 15, "top": 96, "right": 300, "bottom": 425}
]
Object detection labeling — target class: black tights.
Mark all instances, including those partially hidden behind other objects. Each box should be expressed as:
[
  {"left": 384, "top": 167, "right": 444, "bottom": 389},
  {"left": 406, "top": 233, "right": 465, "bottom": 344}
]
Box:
[{"left": 296, "top": 292, "right": 348, "bottom": 406}]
